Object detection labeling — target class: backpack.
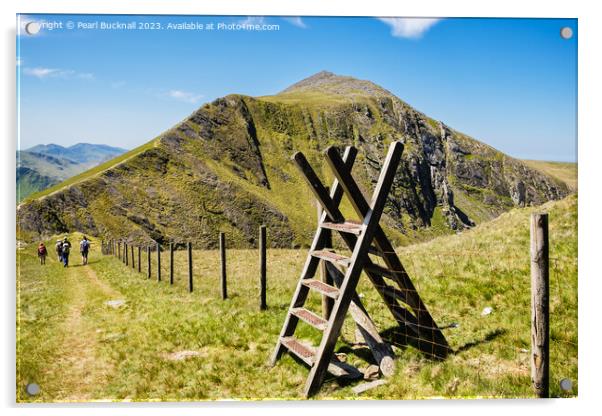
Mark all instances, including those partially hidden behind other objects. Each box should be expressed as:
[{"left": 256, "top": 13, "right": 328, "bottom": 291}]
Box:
[
  {"left": 80, "top": 240, "right": 90, "bottom": 251},
  {"left": 62, "top": 242, "right": 70, "bottom": 254},
  {"left": 38, "top": 246, "right": 46, "bottom": 255}
]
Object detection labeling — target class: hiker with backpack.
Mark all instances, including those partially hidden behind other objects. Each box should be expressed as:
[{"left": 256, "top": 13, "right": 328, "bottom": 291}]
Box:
[
  {"left": 61, "top": 237, "right": 72, "bottom": 267},
  {"left": 37, "top": 242, "right": 47, "bottom": 265},
  {"left": 80, "top": 236, "right": 91, "bottom": 265},
  {"left": 55, "top": 239, "right": 63, "bottom": 262}
]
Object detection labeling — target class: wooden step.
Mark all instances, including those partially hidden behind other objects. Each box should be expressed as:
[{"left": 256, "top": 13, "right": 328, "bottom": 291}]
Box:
[
  {"left": 281, "top": 337, "right": 363, "bottom": 379},
  {"left": 291, "top": 307, "right": 328, "bottom": 331},
  {"left": 321, "top": 221, "right": 363, "bottom": 235},
  {"left": 281, "top": 336, "right": 315, "bottom": 366},
  {"left": 302, "top": 279, "right": 340, "bottom": 299},
  {"left": 311, "top": 250, "right": 352, "bottom": 268}
]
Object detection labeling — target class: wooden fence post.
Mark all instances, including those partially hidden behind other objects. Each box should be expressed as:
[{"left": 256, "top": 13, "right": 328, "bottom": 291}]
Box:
[
  {"left": 170, "top": 243, "right": 174, "bottom": 285},
  {"left": 147, "top": 246, "right": 151, "bottom": 279},
  {"left": 317, "top": 194, "right": 334, "bottom": 319},
  {"left": 125, "top": 243, "right": 128, "bottom": 266},
  {"left": 131, "top": 244, "right": 135, "bottom": 269},
  {"left": 188, "top": 242, "right": 193, "bottom": 292},
  {"left": 259, "top": 225, "right": 267, "bottom": 310},
  {"left": 157, "top": 243, "right": 161, "bottom": 282},
  {"left": 220, "top": 232, "right": 227, "bottom": 300},
  {"left": 531, "top": 213, "right": 549, "bottom": 398},
  {"left": 118, "top": 242, "right": 121, "bottom": 260},
  {"left": 138, "top": 246, "right": 141, "bottom": 273}
]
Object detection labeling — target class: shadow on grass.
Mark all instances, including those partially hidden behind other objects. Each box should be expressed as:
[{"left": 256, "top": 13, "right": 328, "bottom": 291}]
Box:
[
  {"left": 453, "top": 328, "right": 507, "bottom": 354},
  {"left": 380, "top": 326, "right": 506, "bottom": 360}
]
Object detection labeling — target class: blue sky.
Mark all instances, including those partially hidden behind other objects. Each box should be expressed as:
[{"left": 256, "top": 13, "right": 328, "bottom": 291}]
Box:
[{"left": 17, "top": 15, "right": 577, "bottom": 161}]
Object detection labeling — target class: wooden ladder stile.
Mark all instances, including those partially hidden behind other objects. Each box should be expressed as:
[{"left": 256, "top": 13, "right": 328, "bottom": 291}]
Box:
[{"left": 270, "top": 141, "right": 450, "bottom": 398}]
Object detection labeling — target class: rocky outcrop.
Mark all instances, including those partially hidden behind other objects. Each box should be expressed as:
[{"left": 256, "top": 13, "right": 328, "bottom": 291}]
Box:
[{"left": 17, "top": 71, "right": 571, "bottom": 247}]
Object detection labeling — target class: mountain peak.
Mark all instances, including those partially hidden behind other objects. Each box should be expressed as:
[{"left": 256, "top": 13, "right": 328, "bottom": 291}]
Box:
[{"left": 279, "top": 71, "right": 394, "bottom": 98}]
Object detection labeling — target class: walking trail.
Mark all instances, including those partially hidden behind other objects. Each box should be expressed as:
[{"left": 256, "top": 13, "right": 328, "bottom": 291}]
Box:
[{"left": 50, "top": 260, "right": 122, "bottom": 401}]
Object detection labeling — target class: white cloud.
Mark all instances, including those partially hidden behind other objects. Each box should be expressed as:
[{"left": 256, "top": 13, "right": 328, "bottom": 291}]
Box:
[
  {"left": 283, "top": 17, "right": 307, "bottom": 28},
  {"left": 378, "top": 17, "right": 441, "bottom": 39},
  {"left": 239, "top": 16, "right": 266, "bottom": 26},
  {"left": 23, "top": 67, "right": 62, "bottom": 78},
  {"left": 111, "top": 81, "right": 126, "bottom": 89},
  {"left": 23, "top": 66, "right": 94, "bottom": 80},
  {"left": 167, "top": 89, "right": 204, "bottom": 104}
]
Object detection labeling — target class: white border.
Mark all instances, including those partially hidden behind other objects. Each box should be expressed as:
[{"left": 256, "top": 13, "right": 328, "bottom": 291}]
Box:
[{"left": 2, "top": 1, "right": 600, "bottom": 415}]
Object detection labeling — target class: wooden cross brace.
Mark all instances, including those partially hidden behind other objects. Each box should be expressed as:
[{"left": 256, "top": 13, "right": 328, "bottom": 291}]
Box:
[{"left": 270, "top": 142, "right": 450, "bottom": 397}]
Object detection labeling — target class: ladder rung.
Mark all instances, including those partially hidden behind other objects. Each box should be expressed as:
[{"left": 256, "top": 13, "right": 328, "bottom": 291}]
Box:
[
  {"left": 281, "top": 336, "right": 315, "bottom": 366},
  {"left": 291, "top": 307, "right": 328, "bottom": 331},
  {"left": 281, "top": 337, "right": 363, "bottom": 379},
  {"left": 321, "top": 221, "right": 363, "bottom": 235},
  {"left": 311, "top": 250, "right": 352, "bottom": 268},
  {"left": 302, "top": 279, "right": 340, "bottom": 299}
]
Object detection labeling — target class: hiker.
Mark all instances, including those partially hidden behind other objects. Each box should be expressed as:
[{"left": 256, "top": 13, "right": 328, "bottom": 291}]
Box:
[
  {"left": 61, "top": 237, "right": 72, "bottom": 267},
  {"left": 80, "top": 236, "right": 90, "bottom": 265},
  {"left": 37, "top": 242, "right": 47, "bottom": 265},
  {"left": 55, "top": 239, "right": 63, "bottom": 262}
]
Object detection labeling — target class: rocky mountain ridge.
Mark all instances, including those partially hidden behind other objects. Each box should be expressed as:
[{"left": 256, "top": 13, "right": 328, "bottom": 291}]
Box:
[{"left": 17, "top": 72, "right": 570, "bottom": 247}]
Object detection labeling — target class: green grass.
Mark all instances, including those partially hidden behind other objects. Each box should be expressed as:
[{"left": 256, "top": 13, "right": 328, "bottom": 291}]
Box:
[
  {"left": 21, "top": 139, "right": 159, "bottom": 204},
  {"left": 522, "top": 160, "right": 577, "bottom": 191},
  {"left": 17, "top": 195, "right": 577, "bottom": 401}
]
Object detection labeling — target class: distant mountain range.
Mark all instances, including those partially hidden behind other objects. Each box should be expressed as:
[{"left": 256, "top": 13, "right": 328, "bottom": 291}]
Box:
[{"left": 17, "top": 143, "right": 127, "bottom": 202}]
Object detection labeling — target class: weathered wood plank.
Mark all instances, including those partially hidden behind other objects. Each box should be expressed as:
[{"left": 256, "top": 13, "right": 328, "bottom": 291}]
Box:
[
  {"left": 301, "top": 279, "right": 340, "bottom": 299},
  {"left": 325, "top": 261, "right": 396, "bottom": 378},
  {"left": 317, "top": 197, "right": 334, "bottom": 320},
  {"left": 531, "top": 213, "right": 549, "bottom": 398},
  {"left": 351, "top": 379, "right": 387, "bottom": 395},
  {"left": 259, "top": 226, "right": 266, "bottom": 309},
  {"left": 188, "top": 242, "right": 193, "bottom": 292},
  {"left": 221, "top": 232, "right": 227, "bottom": 300},
  {"left": 269, "top": 146, "right": 357, "bottom": 366},
  {"left": 325, "top": 144, "right": 451, "bottom": 358},
  {"left": 147, "top": 246, "right": 151, "bottom": 279},
  {"left": 156, "top": 243, "right": 161, "bottom": 282},
  {"left": 304, "top": 141, "right": 404, "bottom": 397},
  {"left": 169, "top": 243, "right": 174, "bottom": 285}
]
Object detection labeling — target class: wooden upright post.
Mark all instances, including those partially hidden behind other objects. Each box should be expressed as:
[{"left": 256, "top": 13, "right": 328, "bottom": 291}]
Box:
[
  {"left": 137, "top": 246, "right": 141, "bottom": 273},
  {"left": 147, "top": 246, "right": 151, "bottom": 279},
  {"left": 169, "top": 243, "right": 174, "bottom": 285},
  {"left": 188, "top": 242, "right": 193, "bottom": 292},
  {"left": 131, "top": 245, "right": 135, "bottom": 269},
  {"left": 220, "top": 233, "right": 227, "bottom": 300},
  {"left": 259, "top": 225, "right": 267, "bottom": 310},
  {"left": 157, "top": 243, "right": 161, "bottom": 282},
  {"left": 118, "top": 242, "right": 121, "bottom": 260},
  {"left": 531, "top": 213, "right": 549, "bottom": 398},
  {"left": 317, "top": 191, "right": 334, "bottom": 320},
  {"left": 125, "top": 243, "right": 128, "bottom": 266}
]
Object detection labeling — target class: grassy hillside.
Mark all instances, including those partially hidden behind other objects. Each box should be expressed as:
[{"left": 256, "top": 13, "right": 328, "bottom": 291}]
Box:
[
  {"left": 522, "top": 160, "right": 577, "bottom": 191},
  {"left": 21, "top": 140, "right": 158, "bottom": 204},
  {"left": 17, "top": 72, "right": 570, "bottom": 247},
  {"left": 17, "top": 194, "right": 577, "bottom": 401},
  {"left": 16, "top": 167, "right": 59, "bottom": 203}
]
